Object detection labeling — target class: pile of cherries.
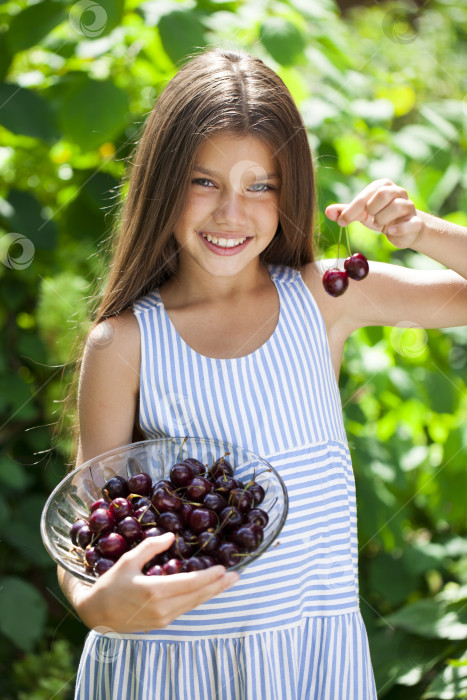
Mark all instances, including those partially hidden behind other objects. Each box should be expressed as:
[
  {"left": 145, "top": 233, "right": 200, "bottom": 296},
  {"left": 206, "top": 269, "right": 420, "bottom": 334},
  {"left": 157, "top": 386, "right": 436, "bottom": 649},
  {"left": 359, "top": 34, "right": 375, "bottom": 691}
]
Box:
[{"left": 69, "top": 453, "right": 268, "bottom": 577}]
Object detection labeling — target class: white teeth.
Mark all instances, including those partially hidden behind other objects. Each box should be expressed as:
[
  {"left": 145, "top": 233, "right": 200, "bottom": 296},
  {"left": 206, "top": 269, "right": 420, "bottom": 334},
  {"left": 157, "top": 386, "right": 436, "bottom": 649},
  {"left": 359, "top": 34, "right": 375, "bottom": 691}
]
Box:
[{"left": 201, "top": 233, "right": 247, "bottom": 247}]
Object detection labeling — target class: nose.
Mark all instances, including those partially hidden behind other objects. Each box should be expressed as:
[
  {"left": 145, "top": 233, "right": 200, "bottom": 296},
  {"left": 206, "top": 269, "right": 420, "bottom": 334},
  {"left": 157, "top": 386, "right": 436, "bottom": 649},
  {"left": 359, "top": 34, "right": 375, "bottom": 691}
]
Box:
[{"left": 212, "top": 190, "right": 248, "bottom": 227}]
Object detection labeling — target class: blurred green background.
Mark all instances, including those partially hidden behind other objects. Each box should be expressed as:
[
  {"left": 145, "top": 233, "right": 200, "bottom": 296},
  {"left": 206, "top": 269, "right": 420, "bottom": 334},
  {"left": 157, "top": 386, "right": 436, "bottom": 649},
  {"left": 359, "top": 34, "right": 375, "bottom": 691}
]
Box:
[{"left": 0, "top": 0, "right": 466, "bottom": 697}]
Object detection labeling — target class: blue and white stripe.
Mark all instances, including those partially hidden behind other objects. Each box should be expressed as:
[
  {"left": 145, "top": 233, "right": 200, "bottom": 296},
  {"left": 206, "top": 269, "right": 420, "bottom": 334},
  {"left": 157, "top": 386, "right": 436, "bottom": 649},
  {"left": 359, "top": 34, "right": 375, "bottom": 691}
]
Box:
[{"left": 75, "top": 263, "right": 377, "bottom": 698}]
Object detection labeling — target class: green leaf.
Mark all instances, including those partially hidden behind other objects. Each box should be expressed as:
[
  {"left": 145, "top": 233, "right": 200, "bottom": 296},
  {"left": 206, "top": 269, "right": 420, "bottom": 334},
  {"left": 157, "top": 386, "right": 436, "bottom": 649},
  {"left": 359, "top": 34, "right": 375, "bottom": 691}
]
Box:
[
  {"left": 158, "top": 9, "right": 207, "bottom": 65},
  {"left": 1, "top": 189, "right": 58, "bottom": 251},
  {"left": 0, "top": 83, "right": 60, "bottom": 142},
  {"left": 386, "top": 596, "right": 467, "bottom": 640},
  {"left": 0, "top": 455, "right": 32, "bottom": 491},
  {"left": 423, "top": 650, "right": 467, "bottom": 699},
  {"left": 55, "top": 75, "right": 130, "bottom": 150},
  {"left": 0, "top": 30, "right": 12, "bottom": 80},
  {"left": 5, "top": 1, "right": 67, "bottom": 53},
  {"left": 260, "top": 17, "right": 306, "bottom": 66},
  {"left": 69, "top": 0, "right": 124, "bottom": 39},
  {"left": 425, "top": 369, "right": 457, "bottom": 414},
  {"left": 0, "top": 578, "right": 47, "bottom": 651}
]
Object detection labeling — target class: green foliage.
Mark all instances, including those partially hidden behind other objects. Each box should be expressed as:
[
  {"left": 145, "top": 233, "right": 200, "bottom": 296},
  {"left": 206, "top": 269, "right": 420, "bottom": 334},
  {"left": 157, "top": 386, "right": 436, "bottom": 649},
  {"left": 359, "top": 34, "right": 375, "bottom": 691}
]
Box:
[
  {"left": 12, "top": 639, "right": 76, "bottom": 700},
  {"left": 0, "top": 0, "right": 466, "bottom": 697}
]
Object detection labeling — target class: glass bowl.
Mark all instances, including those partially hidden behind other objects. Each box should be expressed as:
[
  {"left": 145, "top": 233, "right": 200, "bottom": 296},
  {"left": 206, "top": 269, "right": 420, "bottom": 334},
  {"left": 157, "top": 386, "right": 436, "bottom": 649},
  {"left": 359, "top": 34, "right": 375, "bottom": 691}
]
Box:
[{"left": 41, "top": 436, "right": 289, "bottom": 584}]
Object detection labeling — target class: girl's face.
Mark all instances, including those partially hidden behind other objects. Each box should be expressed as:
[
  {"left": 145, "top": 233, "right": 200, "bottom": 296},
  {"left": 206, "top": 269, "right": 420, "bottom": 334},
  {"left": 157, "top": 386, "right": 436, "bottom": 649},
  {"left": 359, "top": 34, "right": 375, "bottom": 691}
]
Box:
[{"left": 172, "top": 132, "right": 281, "bottom": 280}]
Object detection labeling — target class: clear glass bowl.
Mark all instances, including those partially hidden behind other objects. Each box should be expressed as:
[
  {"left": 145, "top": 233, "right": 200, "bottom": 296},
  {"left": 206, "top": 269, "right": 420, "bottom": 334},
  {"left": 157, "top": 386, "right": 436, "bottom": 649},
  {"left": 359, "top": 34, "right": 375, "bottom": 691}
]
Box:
[{"left": 41, "top": 436, "right": 289, "bottom": 584}]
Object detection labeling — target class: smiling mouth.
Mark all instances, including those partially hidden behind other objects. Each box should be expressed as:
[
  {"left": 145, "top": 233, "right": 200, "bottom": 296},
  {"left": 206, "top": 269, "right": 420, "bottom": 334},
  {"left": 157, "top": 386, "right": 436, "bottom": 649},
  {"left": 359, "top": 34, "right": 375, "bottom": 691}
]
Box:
[{"left": 200, "top": 232, "right": 252, "bottom": 248}]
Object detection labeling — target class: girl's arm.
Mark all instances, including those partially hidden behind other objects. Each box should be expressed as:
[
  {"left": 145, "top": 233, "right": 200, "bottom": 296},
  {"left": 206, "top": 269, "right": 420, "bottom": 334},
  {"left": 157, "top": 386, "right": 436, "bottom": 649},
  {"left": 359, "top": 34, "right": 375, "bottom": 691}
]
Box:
[
  {"left": 326, "top": 178, "right": 467, "bottom": 280},
  {"left": 322, "top": 179, "right": 467, "bottom": 335},
  {"left": 57, "top": 313, "right": 237, "bottom": 633}
]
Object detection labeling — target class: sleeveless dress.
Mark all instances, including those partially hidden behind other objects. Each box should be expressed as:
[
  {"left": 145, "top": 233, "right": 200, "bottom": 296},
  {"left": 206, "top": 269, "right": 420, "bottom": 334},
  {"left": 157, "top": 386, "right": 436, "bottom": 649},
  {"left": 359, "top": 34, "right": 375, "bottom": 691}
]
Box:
[{"left": 74, "top": 263, "right": 378, "bottom": 699}]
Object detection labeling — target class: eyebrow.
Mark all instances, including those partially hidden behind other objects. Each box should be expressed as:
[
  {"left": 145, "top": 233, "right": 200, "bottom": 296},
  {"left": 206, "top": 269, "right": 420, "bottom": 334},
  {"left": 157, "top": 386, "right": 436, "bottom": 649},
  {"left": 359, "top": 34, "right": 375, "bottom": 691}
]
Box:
[{"left": 193, "top": 165, "right": 281, "bottom": 180}]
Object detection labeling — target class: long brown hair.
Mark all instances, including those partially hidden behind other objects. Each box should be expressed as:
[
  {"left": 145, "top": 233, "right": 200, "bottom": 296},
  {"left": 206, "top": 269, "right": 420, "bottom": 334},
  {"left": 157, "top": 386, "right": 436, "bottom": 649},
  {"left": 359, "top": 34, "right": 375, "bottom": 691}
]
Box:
[
  {"left": 96, "top": 46, "right": 316, "bottom": 321},
  {"left": 63, "top": 46, "right": 317, "bottom": 464}
]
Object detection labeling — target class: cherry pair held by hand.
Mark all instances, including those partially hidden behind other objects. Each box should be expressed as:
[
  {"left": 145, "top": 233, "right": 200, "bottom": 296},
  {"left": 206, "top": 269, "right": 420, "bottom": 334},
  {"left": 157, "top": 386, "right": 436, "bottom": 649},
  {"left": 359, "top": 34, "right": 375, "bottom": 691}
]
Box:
[{"left": 322, "top": 227, "right": 369, "bottom": 298}]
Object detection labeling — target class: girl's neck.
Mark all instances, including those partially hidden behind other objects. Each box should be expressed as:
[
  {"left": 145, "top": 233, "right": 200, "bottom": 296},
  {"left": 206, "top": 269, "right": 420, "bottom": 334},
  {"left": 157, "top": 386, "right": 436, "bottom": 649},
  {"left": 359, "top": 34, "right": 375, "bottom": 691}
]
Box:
[{"left": 160, "top": 260, "right": 272, "bottom": 307}]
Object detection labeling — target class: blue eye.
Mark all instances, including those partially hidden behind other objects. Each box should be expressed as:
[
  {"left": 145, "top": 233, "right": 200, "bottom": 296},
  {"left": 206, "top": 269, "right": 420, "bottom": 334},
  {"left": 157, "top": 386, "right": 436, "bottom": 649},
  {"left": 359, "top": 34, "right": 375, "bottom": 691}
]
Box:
[
  {"left": 248, "top": 183, "right": 274, "bottom": 192},
  {"left": 192, "top": 178, "right": 215, "bottom": 188}
]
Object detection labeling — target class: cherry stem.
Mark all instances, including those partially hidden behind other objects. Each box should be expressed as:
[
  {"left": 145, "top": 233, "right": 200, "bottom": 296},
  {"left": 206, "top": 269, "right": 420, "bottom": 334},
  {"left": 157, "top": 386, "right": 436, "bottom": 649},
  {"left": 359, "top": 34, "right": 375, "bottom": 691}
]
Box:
[
  {"left": 336, "top": 227, "right": 342, "bottom": 268},
  {"left": 177, "top": 436, "right": 188, "bottom": 463},
  {"left": 345, "top": 225, "right": 351, "bottom": 257}
]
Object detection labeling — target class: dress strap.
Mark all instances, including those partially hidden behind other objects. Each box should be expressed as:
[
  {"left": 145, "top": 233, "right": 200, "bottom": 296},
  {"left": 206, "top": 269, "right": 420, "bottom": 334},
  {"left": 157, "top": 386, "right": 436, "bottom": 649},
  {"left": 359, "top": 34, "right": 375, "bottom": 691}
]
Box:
[
  {"left": 132, "top": 289, "right": 163, "bottom": 315},
  {"left": 267, "top": 262, "right": 301, "bottom": 285}
]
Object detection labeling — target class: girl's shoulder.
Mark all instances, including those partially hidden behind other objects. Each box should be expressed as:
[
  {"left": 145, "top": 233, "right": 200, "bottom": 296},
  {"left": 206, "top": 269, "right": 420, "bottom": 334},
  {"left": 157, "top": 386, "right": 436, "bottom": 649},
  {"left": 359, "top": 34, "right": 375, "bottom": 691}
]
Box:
[{"left": 84, "top": 309, "right": 140, "bottom": 387}]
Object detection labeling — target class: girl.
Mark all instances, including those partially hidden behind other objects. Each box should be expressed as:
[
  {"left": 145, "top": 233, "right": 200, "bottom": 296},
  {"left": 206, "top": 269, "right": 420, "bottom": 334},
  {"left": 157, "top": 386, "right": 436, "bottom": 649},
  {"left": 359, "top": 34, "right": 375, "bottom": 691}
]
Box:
[{"left": 58, "top": 47, "right": 467, "bottom": 699}]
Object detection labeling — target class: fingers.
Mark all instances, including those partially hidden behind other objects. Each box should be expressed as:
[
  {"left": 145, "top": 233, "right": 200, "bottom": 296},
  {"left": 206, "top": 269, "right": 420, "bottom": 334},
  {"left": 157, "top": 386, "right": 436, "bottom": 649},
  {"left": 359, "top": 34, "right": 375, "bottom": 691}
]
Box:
[
  {"left": 324, "top": 180, "right": 414, "bottom": 233},
  {"left": 384, "top": 214, "right": 423, "bottom": 243},
  {"left": 148, "top": 569, "right": 239, "bottom": 625},
  {"left": 121, "top": 532, "right": 175, "bottom": 570}
]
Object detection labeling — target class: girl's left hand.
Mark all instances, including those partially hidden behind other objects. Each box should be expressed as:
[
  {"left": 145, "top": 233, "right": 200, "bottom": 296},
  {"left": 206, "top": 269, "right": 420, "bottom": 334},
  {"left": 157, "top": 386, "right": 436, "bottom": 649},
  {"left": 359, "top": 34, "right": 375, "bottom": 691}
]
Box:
[{"left": 325, "top": 178, "right": 424, "bottom": 249}]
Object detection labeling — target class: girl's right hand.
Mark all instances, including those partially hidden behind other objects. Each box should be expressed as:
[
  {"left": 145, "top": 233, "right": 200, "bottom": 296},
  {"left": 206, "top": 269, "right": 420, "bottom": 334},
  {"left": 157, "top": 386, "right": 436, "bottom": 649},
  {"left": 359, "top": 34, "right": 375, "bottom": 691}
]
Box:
[{"left": 74, "top": 532, "right": 239, "bottom": 633}]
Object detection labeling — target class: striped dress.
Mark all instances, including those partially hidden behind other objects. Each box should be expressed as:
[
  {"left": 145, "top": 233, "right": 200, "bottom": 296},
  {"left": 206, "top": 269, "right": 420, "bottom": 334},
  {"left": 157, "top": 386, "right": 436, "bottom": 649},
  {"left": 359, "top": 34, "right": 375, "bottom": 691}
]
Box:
[{"left": 75, "top": 262, "right": 378, "bottom": 699}]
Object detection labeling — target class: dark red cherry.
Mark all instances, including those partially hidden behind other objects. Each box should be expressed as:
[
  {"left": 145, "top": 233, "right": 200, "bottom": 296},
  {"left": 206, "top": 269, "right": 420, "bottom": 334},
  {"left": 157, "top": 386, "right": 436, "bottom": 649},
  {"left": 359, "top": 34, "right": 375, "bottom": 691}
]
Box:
[
  {"left": 70, "top": 519, "right": 88, "bottom": 546},
  {"left": 203, "top": 492, "right": 227, "bottom": 513},
  {"left": 196, "top": 531, "right": 220, "bottom": 554},
  {"left": 186, "top": 476, "right": 213, "bottom": 500},
  {"left": 117, "top": 516, "right": 143, "bottom": 544},
  {"left": 179, "top": 503, "right": 195, "bottom": 525},
  {"left": 184, "top": 557, "right": 207, "bottom": 571},
  {"left": 128, "top": 495, "right": 151, "bottom": 510},
  {"left": 89, "top": 507, "right": 115, "bottom": 535},
  {"left": 90, "top": 498, "right": 110, "bottom": 512},
  {"left": 231, "top": 525, "right": 259, "bottom": 552},
  {"left": 183, "top": 457, "right": 206, "bottom": 475},
  {"left": 209, "top": 458, "right": 234, "bottom": 479},
  {"left": 214, "top": 475, "right": 238, "bottom": 496},
  {"left": 95, "top": 557, "right": 115, "bottom": 576},
  {"left": 229, "top": 488, "right": 254, "bottom": 513},
  {"left": 98, "top": 532, "right": 128, "bottom": 560},
  {"left": 102, "top": 476, "right": 128, "bottom": 500},
  {"left": 322, "top": 269, "right": 349, "bottom": 297},
  {"left": 246, "top": 482, "right": 265, "bottom": 506},
  {"left": 134, "top": 506, "right": 158, "bottom": 528},
  {"left": 162, "top": 558, "right": 182, "bottom": 575},
  {"left": 219, "top": 506, "right": 243, "bottom": 530},
  {"left": 170, "top": 462, "right": 195, "bottom": 488},
  {"left": 199, "top": 555, "right": 216, "bottom": 568},
  {"left": 216, "top": 542, "right": 241, "bottom": 567},
  {"left": 143, "top": 526, "right": 166, "bottom": 539},
  {"left": 127, "top": 472, "right": 153, "bottom": 496},
  {"left": 152, "top": 479, "right": 176, "bottom": 494},
  {"left": 77, "top": 524, "right": 93, "bottom": 548},
  {"left": 344, "top": 253, "right": 369, "bottom": 281},
  {"left": 244, "top": 508, "right": 269, "bottom": 528},
  {"left": 170, "top": 534, "right": 193, "bottom": 559},
  {"left": 109, "top": 497, "right": 134, "bottom": 522},
  {"left": 158, "top": 511, "right": 183, "bottom": 534},
  {"left": 152, "top": 488, "right": 181, "bottom": 512},
  {"left": 146, "top": 564, "right": 165, "bottom": 576},
  {"left": 84, "top": 546, "right": 100, "bottom": 569},
  {"left": 188, "top": 508, "right": 217, "bottom": 534}
]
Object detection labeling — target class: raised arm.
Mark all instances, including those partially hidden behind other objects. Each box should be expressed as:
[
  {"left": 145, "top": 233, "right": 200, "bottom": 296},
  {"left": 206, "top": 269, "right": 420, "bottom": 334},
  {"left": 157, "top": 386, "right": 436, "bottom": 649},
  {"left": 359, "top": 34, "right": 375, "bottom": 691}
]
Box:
[
  {"left": 326, "top": 178, "right": 467, "bottom": 280},
  {"left": 57, "top": 311, "right": 237, "bottom": 633}
]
